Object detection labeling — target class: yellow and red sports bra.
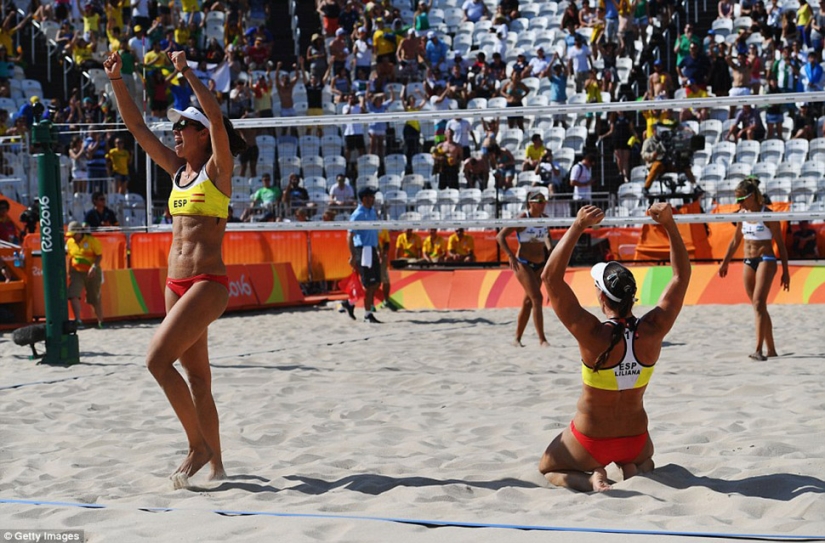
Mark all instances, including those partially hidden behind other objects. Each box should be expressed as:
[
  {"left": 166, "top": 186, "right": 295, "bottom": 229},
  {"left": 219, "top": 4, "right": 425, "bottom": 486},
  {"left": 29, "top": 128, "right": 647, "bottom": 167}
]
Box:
[
  {"left": 582, "top": 317, "right": 655, "bottom": 391},
  {"left": 168, "top": 165, "right": 229, "bottom": 219}
]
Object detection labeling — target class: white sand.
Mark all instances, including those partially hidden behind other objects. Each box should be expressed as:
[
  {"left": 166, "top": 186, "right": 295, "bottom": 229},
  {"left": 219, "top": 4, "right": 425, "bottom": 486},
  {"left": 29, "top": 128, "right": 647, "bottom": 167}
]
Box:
[{"left": 1, "top": 304, "right": 824, "bottom": 542}]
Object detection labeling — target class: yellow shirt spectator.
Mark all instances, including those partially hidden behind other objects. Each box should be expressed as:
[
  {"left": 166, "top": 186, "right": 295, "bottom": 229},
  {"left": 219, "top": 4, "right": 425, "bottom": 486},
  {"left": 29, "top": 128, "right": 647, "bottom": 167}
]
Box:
[
  {"left": 105, "top": 1, "right": 125, "bottom": 32},
  {"left": 797, "top": 3, "right": 813, "bottom": 26},
  {"left": 106, "top": 147, "right": 131, "bottom": 176},
  {"left": 181, "top": 0, "right": 201, "bottom": 13},
  {"left": 422, "top": 231, "right": 447, "bottom": 262},
  {"left": 373, "top": 27, "right": 396, "bottom": 57},
  {"left": 448, "top": 231, "right": 474, "bottom": 259},
  {"left": 396, "top": 230, "right": 423, "bottom": 259},
  {"left": 82, "top": 13, "right": 101, "bottom": 36},
  {"left": 525, "top": 141, "right": 545, "bottom": 162},
  {"left": 66, "top": 234, "right": 102, "bottom": 273},
  {"left": 72, "top": 42, "right": 94, "bottom": 65}
]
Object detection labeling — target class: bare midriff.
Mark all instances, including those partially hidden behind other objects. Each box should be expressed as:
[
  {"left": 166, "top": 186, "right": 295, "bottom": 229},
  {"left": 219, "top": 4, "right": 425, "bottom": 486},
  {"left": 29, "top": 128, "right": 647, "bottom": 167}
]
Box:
[{"left": 167, "top": 215, "right": 227, "bottom": 279}]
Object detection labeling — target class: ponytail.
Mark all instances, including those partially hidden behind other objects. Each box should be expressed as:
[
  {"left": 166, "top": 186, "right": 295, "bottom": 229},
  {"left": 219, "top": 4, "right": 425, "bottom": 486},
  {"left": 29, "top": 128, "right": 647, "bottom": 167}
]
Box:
[{"left": 592, "top": 296, "right": 636, "bottom": 372}]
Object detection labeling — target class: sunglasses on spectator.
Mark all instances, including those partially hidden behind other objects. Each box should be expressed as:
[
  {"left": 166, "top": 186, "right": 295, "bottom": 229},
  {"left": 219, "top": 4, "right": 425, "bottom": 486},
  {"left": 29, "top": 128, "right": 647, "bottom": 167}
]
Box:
[{"left": 172, "top": 119, "right": 205, "bottom": 132}]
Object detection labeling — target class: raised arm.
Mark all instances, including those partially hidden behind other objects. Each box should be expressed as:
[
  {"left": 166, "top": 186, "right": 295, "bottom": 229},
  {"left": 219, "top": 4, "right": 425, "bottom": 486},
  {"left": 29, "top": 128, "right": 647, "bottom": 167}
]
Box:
[
  {"left": 641, "top": 203, "right": 692, "bottom": 337},
  {"left": 540, "top": 205, "right": 603, "bottom": 341},
  {"left": 169, "top": 51, "right": 233, "bottom": 183},
  {"left": 104, "top": 51, "right": 182, "bottom": 175}
]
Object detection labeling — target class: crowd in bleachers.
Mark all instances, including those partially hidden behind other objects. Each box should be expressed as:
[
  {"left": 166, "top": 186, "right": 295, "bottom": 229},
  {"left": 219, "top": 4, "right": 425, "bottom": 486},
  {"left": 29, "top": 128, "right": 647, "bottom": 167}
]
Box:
[{"left": 1, "top": 0, "right": 824, "bottom": 229}]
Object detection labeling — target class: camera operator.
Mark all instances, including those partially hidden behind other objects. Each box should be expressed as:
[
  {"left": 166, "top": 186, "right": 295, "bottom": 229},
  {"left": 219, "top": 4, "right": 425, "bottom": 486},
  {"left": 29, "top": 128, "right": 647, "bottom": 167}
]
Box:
[
  {"left": 642, "top": 118, "right": 697, "bottom": 195},
  {"left": 18, "top": 201, "right": 39, "bottom": 240}
]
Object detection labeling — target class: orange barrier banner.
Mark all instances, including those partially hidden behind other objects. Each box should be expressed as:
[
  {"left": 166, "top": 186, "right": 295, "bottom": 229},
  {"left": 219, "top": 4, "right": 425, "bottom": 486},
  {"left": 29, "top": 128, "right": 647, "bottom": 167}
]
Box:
[
  {"left": 387, "top": 263, "right": 825, "bottom": 310},
  {"left": 22, "top": 232, "right": 128, "bottom": 270},
  {"left": 309, "top": 230, "right": 351, "bottom": 282},
  {"left": 130, "top": 232, "right": 173, "bottom": 269}
]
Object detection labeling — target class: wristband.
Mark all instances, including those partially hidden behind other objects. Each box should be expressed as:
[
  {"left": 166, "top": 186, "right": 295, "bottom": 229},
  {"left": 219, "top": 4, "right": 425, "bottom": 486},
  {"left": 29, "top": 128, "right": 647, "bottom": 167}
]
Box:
[
  {"left": 109, "top": 77, "right": 122, "bottom": 81},
  {"left": 180, "top": 65, "right": 190, "bottom": 74}
]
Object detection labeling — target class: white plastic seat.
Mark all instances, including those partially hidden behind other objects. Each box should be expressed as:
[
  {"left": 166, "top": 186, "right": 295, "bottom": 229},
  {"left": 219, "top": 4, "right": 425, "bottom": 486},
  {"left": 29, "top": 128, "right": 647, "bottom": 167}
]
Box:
[
  {"left": 751, "top": 161, "right": 777, "bottom": 181},
  {"left": 401, "top": 174, "right": 426, "bottom": 198},
  {"left": 323, "top": 155, "right": 346, "bottom": 180},
  {"left": 711, "top": 141, "right": 736, "bottom": 167},
  {"left": 357, "top": 154, "right": 381, "bottom": 178},
  {"left": 784, "top": 138, "right": 809, "bottom": 165},
  {"left": 765, "top": 178, "right": 792, "bottom": 202},
  {"left": 734, "top": 139, "right": 760, "bottom": 165},
  {"left": 383, "top": 154, "right": 408, "bottom": 177},
  {"left": 301, "top": 156, "right": 325, "bottom": 178},
  {"left": 698, "top": 119, "right": 723, "bottom": 145},
  {"left": 759, "top": 139, "right": 785, "bottom": 164},
  {"left": 726, "top": 162, "right": 752, "bottom": 182}
]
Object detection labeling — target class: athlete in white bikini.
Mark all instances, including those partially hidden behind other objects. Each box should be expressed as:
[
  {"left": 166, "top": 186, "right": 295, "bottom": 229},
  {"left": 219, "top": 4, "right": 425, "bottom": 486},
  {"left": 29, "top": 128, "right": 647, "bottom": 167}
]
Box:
[
  {"left": 718, "top": 177, "right": 790, "bottom": 361},
  {"left": 496, "top": 190, "right": 554, "bottom": 346}
]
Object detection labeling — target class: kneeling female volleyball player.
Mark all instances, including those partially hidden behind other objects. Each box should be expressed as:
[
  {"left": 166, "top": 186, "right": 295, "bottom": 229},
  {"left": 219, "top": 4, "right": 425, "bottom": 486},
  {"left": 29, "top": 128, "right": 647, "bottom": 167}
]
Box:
[
  {"left": 538, "top": 204, "right": 690, "bottom": 492},
  {"left": 104, "top": 50, "right": 247, "bottom": 487}
]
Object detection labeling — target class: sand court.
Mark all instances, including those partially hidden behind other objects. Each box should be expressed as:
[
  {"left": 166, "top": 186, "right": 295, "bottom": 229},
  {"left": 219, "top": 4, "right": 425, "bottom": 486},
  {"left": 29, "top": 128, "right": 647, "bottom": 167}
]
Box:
[{"left": 1, "top": 304, "right": 824, "bottom": 541}]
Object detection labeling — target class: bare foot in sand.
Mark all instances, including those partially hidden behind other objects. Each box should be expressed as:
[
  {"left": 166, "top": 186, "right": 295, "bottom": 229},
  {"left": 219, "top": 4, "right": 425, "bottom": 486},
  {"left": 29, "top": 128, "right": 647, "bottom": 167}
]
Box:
[
  {"left": 513, "top": 338, "right": 525, "bottom": 347},
  {"left": 539, "top": 340, "right": 550, "bottom": 347},
  {"left": 590, "top": 468, "right": 612, "bottom": 492},
  {"left": 172, "top": 445, "right": 213, "bottom": 482},
  {"left": 749, "top": 351, "right": 767, "bottom": 361},
  {"left": 766, "top": 350, "right": 778, "bottom": 358},
  {"left": 209, "top": 466, "right": 227, "bottom": 481}
]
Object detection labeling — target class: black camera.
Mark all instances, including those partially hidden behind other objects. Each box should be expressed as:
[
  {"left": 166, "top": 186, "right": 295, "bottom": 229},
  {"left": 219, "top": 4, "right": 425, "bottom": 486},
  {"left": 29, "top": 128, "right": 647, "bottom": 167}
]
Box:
[
  {"left": 655, "top": 123, "right": 705, "bottom": 170},
  {"left": 19, "top": 202, "right": 40, "bottom": 235}
]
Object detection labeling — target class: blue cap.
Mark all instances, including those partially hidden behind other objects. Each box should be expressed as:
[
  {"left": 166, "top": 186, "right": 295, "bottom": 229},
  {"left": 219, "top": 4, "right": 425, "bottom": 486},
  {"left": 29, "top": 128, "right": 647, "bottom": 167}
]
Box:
[
  {"left": 358, "top": 186, "right": 377, "bottom": 199},
  {"left": 654, "top": 59, "right": 663, "bottom": 66}
]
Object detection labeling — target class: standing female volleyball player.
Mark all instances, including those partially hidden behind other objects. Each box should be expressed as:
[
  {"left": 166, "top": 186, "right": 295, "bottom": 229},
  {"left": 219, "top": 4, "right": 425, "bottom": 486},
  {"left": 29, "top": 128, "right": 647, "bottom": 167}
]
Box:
[
  {"left": 104, "top": 50, "right": 247, "bottom": 487},
  {"left": 539, "top": 204, "right": 690, "bottom": 491},
  {"left": 496, "top": 190, "right": 554, "bottom": 346},
  {"left": 718, "top": 177, "right": 790, "bottom": 361}
]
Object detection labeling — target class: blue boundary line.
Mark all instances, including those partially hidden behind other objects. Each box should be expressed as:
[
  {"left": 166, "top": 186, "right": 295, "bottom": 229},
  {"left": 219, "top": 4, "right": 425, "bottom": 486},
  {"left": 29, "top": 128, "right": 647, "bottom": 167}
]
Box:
[{"left": 1, "top": 498, "right": 823, "bottom": 540}]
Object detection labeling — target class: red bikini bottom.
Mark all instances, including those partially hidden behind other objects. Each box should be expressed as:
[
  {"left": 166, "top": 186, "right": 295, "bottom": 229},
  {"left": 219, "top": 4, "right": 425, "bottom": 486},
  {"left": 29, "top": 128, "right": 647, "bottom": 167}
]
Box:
[
  {"left": 570, "top": 421, "right": 649, "bottom": 466},
  {"left": 166, "top": 274, "right": 229, "bottom": 297}
]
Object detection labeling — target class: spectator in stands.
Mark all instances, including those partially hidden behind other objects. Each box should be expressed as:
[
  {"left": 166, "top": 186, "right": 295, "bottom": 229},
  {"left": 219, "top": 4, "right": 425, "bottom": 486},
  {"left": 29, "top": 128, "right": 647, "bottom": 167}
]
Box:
[
  {"left": 329, "top": 174, "right": 356, "bottom": 207},
  {"left": 423, "top": 228, "right": 447, "bottom": 263},
  {"left": 366, "top": 89, "right": 394, "bottom": 158},
  {"left": 319, "top": 0, "right": 343, "bottom": 37},
  {"left": 0, "top": 199, "right": 19, "bottom": 244},
  {"left": 570, "top": 153, "right": 596, "bottom": 205},
  {"left": 599, "top": 110, "right": 638, "bottom": 184},
  {"left": 708, "top": 43, "right": 733, "bottom": 97},
  {"left": 330, "top": 66, "right": 352, "bottom": 103},
  {"left": 402, "top": 90, "right": 426, "bottom": 164},
  {"left": 677, "top": 42, "right": 710, "bottom": 88},
  {"left": 106, "top": 137, "right": 131, "bottom": 195},
  {"left": 69, "top": 136, "right": 89, "bottom": 193},
  {"left": 645, "top": 59, "right": 674, "bottom": 99},
  {"left": 679, "top": 79, "right": 710, "bottom": 122},
  {"left": 228, "top": 80, "right": 250, "bottom": 119},
  {"left": 536, "top": 149, "right": 563, "bottom": 190},
  {"left": 674, "top": 24, "right": 699, "bottom": 68},
  {"left": 718, "top": 0, "right": 735, "bottom": 18},
  {"left": 790, "top": 221, "right": 820, "bottom": 259},
  {"left": 489, "top": 143, "right": 516, "bottom": 188},
  {"left": 353, "top": 26, "right": 374, "bottom": 75},
  {"left": 791, "top": 102, "right": 817, "bottom": 140},
  {"left": 238, "top": 124, "right": 259, "bottom": 178},
  {"left": 780, "top": 11, "right": 799, "bottom": 48},
  {"left": 463, "top": 0, "right": 491, "bottom": 22},
  {"left": 446, "top": 116, "right": 475, "bottom": 160},
  {"left": 500, "top": 70, "right": 529, "bottom": 131},
  {"left": 811, "top": 2, "right": 825, "bottom": 50},
  {"left": 251, "top": 71, "right": 274, "bottom": 118},
  {"left": 523, "top": 134, "right": 545, "bottom": 172},
  {"left": 131, "top": 0, "right": 151, "bottom": 32},
  {"left": 798, "top": 0, "right": 814, "bottom": 48},
  {"left": 343, "top": 92, "right": 367, "bottom": 165},
  {"left": 488, "top": 51, "right": 507, "bottom": 81},
  {"left": 424, "top": 31, "right": 448, "bottom": 72},
  {"left": 583, "top": 68, "right": 604, "bottom": 134},
  {"left": 65, "top": 221, "right": 104, "bottom": 328},
  {"left": 771, "top": 47, "right": 802, "bottom": 92},
  {"left": 470, "top": 61, "right": 497, "bottom": 99},
  {"left": 763, "top": 76, "right": 785, "bottom": 140},
  {"left": 241, "top": 173, "right": 281, "bottom": 222},
  {"left": 85, "top": 131, "right": 109, "bottom": 192},
  {"left": 0, "top": 12, "right": 30, "bottom": 55},
  {"left": 373, "top": 17, "right": 398, "bottom": 66},
  {"left": 524, "top": 46, "right": 552, "bottom": 78},
  {"left": 433, "top": 128, "right": 463, "bottom": 189},
  {"left": 307, "top": 33, "right": 329, "bottom": 82},
  {"left": 84, "top": 191, "right": 119, "bottom": 228},
  {"left": 447, "top": 228, "right": 475, "bottom": 263},
  {"left": 801, "top": 50, "right": 824, "bottom": 113},
  {"left": 727, "top": 50, "right": 753, "bottom": 106},
  {"left": 339, "top": 2, "right": 360, "bottom": 35},
  {"left": 463, "top": 156, "right": 489, "bottom": 189},
  {"left": 561, "top": 1, "right": 580, "bottom": 30},
  {"left": 398, "top": 29, "right": 423, "bottom": 83},
  {"left": 446, "top": 62, "right": 470, "bottom": 107},
  {"left": 727, "top": 104, "right": 766, "bottom": 142},
  {"left": 568, "top": 35, "right": 593, "bottom": 93},
  {"left": 275, "top": 61, "right": 300, "bottom": 124},
  {"left": 244, "top": 36, "right": 270, "bottom": 69},
  {"left": 329, "top": 28, "right": 350, "bottom": 77},
  {"left": 284, "top": 174, "right": 312, "bottom": 213}
]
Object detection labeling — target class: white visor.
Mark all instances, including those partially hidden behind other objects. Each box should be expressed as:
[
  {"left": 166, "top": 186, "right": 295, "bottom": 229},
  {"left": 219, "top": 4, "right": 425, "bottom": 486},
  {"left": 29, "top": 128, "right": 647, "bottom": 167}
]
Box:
[
  {"left": 590, "top": 262, "right": 625, "bottom": 303},
  {"left": 168, "top": 106, "right": 211, "bottom": 130}
]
